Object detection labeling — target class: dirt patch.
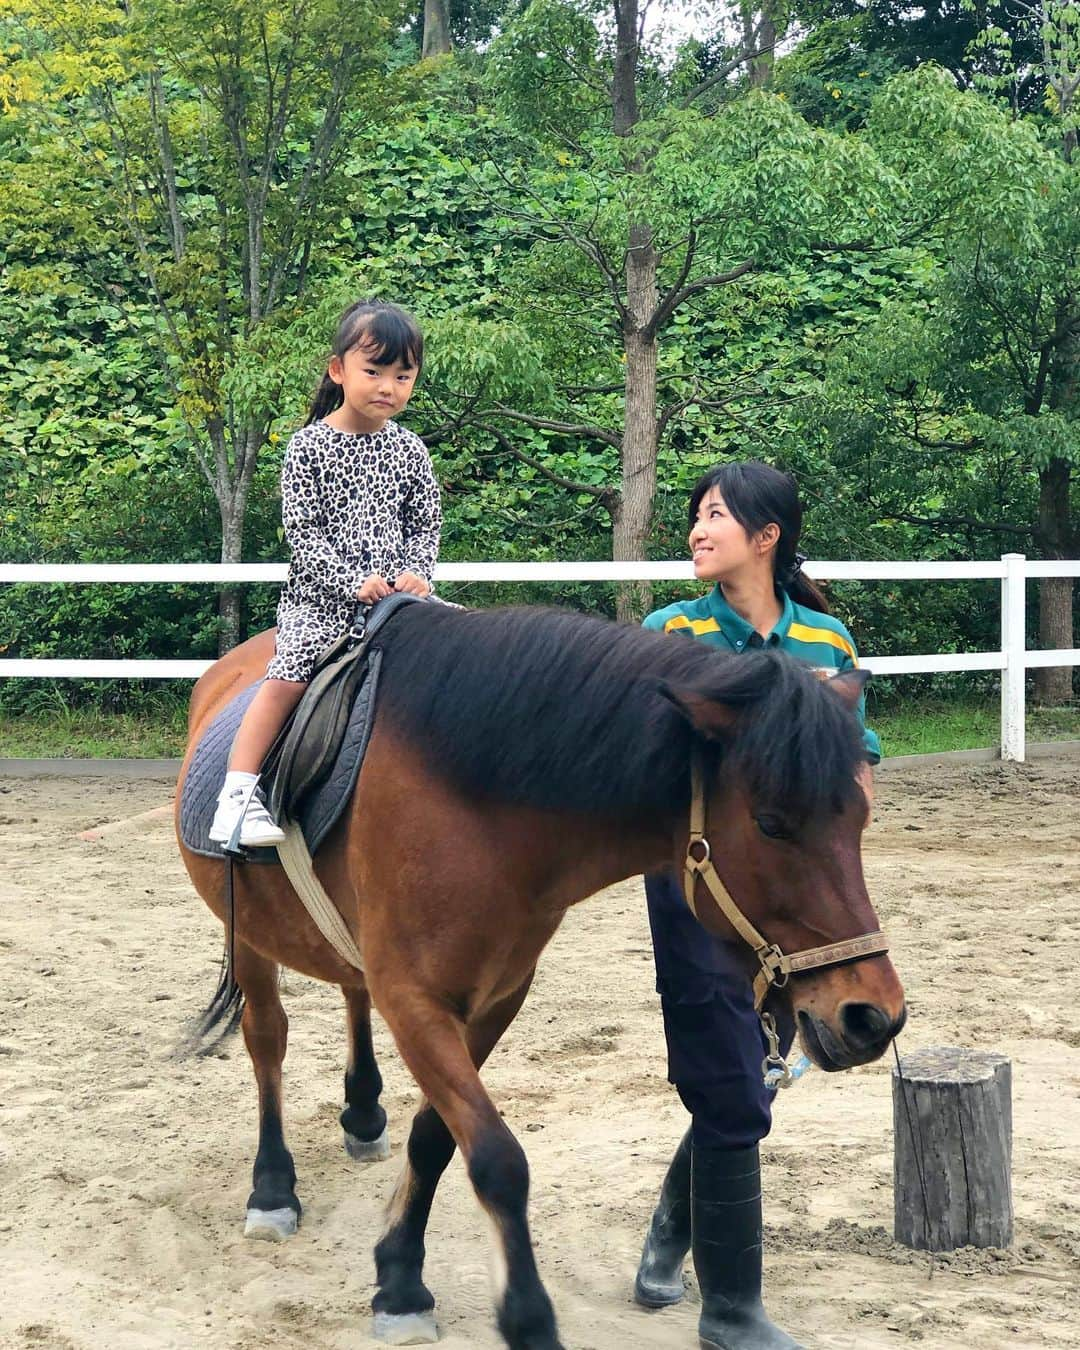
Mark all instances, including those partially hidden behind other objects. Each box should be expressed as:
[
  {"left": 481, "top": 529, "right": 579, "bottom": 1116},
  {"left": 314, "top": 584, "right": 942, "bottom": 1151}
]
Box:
[{"left": 1, "top": 756, "right": 1078, "bottom": 1349}]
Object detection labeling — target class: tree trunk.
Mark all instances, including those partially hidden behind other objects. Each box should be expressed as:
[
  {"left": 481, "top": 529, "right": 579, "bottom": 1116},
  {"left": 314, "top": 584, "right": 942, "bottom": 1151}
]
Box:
[
  {"left": 612, "top": 0, "right": 639, "bottom": 135},
  {"left": 214, "top": 425, "right": 261, "bottom": 657},
  {"left": 421, "top": 0, "right": 452, "bottom": 58},
  {"left": 1034, "top": 288, "right": 1078, "bottom": 705},
  {"left": 1035, "top": 576, "right": 1073, "bottom": 704},
  {"left": 1033, "top": 102, "right": 1080, "bottom": 702},
  {"left": 218, "top": 497, "right": 245, "bottom": 657},
  {"left": 1033, "top": 457, "right": 1074, "bottom": 704},
  {"left": 615, "top": 239, "right": 659, "bottom": 623},
  {"left": 747, "top": 5, "right": 777, "bottom": 88},
  {"left": 610, "top": 0, "right": 658, "bottom": 623}
]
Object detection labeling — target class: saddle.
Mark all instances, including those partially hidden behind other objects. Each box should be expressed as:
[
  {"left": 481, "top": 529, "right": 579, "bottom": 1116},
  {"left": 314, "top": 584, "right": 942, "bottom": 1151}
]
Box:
[
  {"left": 261, "top": 591, "right": 422, "bottom": 830},
  {"left": 177, "top": 592, "right": 433, "bottom": 867}
]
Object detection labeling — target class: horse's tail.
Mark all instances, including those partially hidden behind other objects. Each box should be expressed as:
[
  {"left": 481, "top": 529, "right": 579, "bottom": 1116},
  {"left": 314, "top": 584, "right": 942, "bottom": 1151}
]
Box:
[
  {"left": 175, "top": 948, "right": 245, "bottom": 1059},
  {"left": 174, "top": 857, "right": 246, "bottom": 1059}
]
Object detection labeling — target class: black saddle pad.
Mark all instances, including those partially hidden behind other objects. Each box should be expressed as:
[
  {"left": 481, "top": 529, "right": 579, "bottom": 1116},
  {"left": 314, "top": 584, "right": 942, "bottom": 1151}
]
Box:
[{"left": 178, "top": 668, "right": 380, "bottom": 864}]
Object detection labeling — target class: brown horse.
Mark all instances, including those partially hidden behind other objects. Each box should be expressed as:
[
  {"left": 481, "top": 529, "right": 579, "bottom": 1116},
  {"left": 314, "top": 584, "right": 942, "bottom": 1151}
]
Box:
[{"left": 176, "top": 602, "right": 905, "bottom": 1350}]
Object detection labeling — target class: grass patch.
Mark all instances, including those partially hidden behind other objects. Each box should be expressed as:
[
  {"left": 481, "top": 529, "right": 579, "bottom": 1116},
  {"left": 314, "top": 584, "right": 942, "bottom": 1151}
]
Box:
[
  {"left": 0, "top": 686, "right": 188, "bottom": 759},
  {"left": 0, "top": 691, "right": 1077, "bottom": 761},
  {"left": 872, "top": 699, "right": 1080, "bottom": 758}
]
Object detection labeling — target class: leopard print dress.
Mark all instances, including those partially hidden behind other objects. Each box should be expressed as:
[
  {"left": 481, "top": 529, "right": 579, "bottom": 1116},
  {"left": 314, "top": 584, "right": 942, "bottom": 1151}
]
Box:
[{"left": 266, "top": 418, "right": 442, "bottom": 683}]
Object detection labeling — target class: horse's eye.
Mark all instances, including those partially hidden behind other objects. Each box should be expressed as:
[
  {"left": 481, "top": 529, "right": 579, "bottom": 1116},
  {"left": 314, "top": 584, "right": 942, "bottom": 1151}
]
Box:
[{"left": 755, "top": 815, "right": 791, "bottom": 840}]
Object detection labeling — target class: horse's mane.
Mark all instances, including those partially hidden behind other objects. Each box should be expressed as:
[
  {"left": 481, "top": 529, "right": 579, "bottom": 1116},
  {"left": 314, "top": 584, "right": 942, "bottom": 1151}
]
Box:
[{"left": 377, "top": 604, "right": 866, "bottom": 820}]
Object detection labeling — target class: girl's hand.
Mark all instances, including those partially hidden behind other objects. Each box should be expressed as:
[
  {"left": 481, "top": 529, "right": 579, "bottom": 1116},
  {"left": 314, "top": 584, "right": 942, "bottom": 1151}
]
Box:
[
  {"left": 393, "top": 571, "right": 431, "bottom": 597},
  {"left": 357, "top": 574, "right": 392, "bottom": 603}
]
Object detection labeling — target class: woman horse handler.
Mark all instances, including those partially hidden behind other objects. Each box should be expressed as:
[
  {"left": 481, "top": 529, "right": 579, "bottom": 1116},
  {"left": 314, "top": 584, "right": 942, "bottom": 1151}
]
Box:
[{"left": 635, "top": 461, "right": 880, "bottom": 1350}]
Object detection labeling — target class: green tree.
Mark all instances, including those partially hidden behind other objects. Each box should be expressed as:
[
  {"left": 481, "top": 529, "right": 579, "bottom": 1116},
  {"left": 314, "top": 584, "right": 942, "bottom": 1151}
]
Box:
[
  {"left": 784, "top": 0, "right": 1045, "bottom": 118},
  {"left": 822, "top": 62, "right": 1078, "bottom": 698},
  {"left": 452, "top": 0, "right": 907, "bottom": 617},
  {"left": 0, "top": 0, "right": 404, "bottom": 651}
]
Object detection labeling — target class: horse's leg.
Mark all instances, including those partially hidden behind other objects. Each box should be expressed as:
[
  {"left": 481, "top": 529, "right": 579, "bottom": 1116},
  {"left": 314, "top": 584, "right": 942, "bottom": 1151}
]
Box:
[
  {"left": 372, "top": 983, "right": 537, "bottom": 1345},
  {"left": 237, "top": 941, "right": 302, "bottom": 1241},
  {"left": 371, "top": 1095, "right": 456, "bottom": 1345},
  {"left": 372, "top": 979, "right": 534, "bottom": 1346},
  {"left": 341, "top": 982, "right": 390, "bottom": 1162},
  {"left": 374, "top": 972, "right": 563, "bottom": 1350}
]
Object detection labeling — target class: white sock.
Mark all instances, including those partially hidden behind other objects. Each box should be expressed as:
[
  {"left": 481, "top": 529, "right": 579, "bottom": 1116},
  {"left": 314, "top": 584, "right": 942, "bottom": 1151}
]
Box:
[{"left": 221, "top": 770, "right": 258, "bottom": 800}]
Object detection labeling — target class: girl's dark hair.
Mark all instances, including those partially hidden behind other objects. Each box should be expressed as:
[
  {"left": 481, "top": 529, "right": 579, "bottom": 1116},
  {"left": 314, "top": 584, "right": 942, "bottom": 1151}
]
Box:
[
  {"left": 688, "top": 460, "right": 829, "bottom": 613},
  {"left": 307, "top": 300, "right": 424, "bottom": 424}
]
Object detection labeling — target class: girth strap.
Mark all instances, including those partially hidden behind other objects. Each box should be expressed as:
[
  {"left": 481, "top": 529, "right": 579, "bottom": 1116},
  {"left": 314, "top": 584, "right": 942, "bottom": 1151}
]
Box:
[
  {"left": 683, "top": 748, "right": 888, "bottom": 1010},
  {"left": 277, "top": 823, "right": 365, "bottom": 971}
]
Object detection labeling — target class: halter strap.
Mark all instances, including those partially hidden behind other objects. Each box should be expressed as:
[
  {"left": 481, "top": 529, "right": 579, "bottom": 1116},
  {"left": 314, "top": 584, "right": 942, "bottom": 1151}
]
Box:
[{"left": 683, "top": 747, "right": 889, "bottom": 1010}]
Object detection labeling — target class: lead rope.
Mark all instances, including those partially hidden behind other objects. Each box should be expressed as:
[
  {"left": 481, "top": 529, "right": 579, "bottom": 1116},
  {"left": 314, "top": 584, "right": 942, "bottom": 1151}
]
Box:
[
  {"left": 760, "top": 1011, "right": 793, "bottom": 1088},
  {"left": 892, "top": 1039, "right": 935, "bottom": 1278},
  {"left": 761, "top": 1012, "right": 813, "bottom": 1090}
]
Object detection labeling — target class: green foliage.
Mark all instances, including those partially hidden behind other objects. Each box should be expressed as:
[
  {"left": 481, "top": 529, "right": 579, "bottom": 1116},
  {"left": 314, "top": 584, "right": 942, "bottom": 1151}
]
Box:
[
  {"left": 819, "top": 62, "right": 1079, "bottom": 581},
  {"left": 789, "top": 0, "right": 1046, "bottom": 113},
  {"left": 774, "top": 19, "right": 902, "bottom": 129},
  {"left": 1, "top": 1, "right": 1077, "bottom": 687},
  {"left": 871, "top": 696, "right": 1080, "bottom": 755},
  {"left": 0, "top": 681, "right": 189, "bottom": 755},
  {"left": 0, "top": 0, "right": 415, "bottom": 648}
]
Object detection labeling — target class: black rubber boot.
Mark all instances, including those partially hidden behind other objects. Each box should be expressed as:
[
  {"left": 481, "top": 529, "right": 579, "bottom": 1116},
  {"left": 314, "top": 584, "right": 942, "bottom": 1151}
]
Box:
[
  {"left": 634, "top": 1128, "right": 692, "bottom": 1308},
  {"left": 692, "top": 1144, "right": 803, "bottom": 1350}
]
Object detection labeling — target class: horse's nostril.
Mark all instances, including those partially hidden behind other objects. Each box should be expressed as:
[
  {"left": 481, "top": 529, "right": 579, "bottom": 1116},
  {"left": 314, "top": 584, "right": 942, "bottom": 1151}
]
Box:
[{"left": 840, "top": 1001, "right": 892, "bottom": 1050}]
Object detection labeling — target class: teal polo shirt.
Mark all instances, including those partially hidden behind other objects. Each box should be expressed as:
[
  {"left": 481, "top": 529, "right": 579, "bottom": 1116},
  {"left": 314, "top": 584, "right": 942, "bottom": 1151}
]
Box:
[{"left": 643, "top": 586, "right": 881, "bottom": 763}]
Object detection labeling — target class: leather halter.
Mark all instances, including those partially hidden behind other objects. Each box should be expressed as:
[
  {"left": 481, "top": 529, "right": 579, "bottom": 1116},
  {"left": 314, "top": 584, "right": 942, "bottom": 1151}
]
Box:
[{"left": 682, "top": 747, "right": 889, "bottom": 1010}]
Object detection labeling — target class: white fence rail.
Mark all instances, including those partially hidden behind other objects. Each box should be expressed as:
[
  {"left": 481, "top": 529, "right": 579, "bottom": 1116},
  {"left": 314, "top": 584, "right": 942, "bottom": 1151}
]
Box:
[{"left": 2, "top": 553, "right": 1078, "bottom": 762}]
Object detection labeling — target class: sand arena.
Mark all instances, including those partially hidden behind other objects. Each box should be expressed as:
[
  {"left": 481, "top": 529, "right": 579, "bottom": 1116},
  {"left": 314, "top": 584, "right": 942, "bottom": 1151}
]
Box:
[{"left": 1, "top": 753, "right": 1078, "bottom": 1349}]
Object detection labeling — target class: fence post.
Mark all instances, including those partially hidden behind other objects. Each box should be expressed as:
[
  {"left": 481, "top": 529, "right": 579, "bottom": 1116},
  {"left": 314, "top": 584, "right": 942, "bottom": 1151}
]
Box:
[{"left": 1000, "top": 553, "right": 1026, "bottom": 762}]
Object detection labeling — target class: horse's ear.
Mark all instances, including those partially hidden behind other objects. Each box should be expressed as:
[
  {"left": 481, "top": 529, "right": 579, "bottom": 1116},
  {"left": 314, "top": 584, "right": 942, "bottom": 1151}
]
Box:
[
  {"left": 826, "top": 668, "right": 871, "bottom": 710},
  {"left": 657, "top": 682, "right": 739, "bottom": 739}
]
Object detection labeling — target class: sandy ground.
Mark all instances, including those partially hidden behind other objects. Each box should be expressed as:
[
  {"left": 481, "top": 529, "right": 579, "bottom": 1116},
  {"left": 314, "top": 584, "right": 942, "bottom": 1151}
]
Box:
[{"left": 1, "top": 753, "right": 1078, "bottom": 1350}]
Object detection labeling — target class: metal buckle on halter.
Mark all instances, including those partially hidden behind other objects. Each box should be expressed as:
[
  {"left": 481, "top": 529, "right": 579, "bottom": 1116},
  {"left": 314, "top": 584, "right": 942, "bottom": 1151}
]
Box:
[
  {"left": 760, "top": 1011, "right": 793, "bottom": 1090},
  {"left": 756, "top": 942, "right": 789, "bottom": 989}
]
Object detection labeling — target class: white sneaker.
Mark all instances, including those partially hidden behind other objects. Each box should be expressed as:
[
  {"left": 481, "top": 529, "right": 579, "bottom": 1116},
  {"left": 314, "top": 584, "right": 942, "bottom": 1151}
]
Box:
[{"left": 208, "top": 785, "right": 286, "bottom": 847}]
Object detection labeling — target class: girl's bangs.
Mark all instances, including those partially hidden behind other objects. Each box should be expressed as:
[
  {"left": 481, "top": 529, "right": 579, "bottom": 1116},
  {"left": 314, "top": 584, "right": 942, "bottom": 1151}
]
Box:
[{"left": 347, "top": 307, "right": 424, "bottom": 369}]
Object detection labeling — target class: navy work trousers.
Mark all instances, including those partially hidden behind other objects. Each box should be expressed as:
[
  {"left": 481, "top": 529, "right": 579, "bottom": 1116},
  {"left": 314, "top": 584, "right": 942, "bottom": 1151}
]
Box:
[{"left": 645, "top": 869, "right": 794, "bottom": 1151}]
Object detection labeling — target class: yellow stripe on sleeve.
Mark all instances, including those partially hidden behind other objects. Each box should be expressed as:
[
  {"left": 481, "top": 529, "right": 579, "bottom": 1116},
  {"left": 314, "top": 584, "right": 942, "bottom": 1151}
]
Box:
[
  {"left": 664, "top": 614, "right": 722, "bottom": 637},
  {"left": 787, "top": 622, "right": 858, "bottom": 663}
]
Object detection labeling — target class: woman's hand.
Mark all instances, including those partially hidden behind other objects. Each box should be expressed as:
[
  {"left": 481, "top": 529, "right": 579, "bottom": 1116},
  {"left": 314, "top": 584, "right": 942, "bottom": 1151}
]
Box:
[
  {"left": 393, "top": 571, "right": 431, "bottom": 597},
  {"left": 357, "top": 574, "right": 393, "bottom": 603}
]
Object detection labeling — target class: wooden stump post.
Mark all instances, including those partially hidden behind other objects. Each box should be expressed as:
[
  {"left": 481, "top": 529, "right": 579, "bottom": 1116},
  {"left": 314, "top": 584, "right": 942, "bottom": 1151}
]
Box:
[{"left": 892, "top": 1046, "right": 1012, "bottom": 1251}]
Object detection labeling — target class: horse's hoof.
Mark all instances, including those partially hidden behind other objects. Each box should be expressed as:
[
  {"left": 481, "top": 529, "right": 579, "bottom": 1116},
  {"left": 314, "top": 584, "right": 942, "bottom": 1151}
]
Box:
[
  {"left": 345, "top": 1122, "right": 391, "bottom": 1163},
  {"left": 244, "top": 1205, "right": 299, "bottom": 1240},
  {"left": 372, "top": 1311, "right": 439, "bottom": 1345}
]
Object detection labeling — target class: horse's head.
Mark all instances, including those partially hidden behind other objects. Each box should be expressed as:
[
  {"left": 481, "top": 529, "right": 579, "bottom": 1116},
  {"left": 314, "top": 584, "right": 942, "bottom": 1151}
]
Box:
[{"left": 662, "top": 656, "right": 905, "bottom": 1071}]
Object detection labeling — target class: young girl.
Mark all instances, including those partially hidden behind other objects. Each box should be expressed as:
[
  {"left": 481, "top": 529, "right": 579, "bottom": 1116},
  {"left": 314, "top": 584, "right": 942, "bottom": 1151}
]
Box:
[
  {"left": 634, "top": 461, "right": 878, "bottom": 1350},
  {"left": 209, "top": 300, "right": 441, "bottom": 847}
]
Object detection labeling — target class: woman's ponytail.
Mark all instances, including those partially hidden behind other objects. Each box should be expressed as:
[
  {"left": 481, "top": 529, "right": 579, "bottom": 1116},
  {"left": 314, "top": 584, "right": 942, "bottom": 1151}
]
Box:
[{"left": 779, "top": 550, "right": 830, "bottom": 614}]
